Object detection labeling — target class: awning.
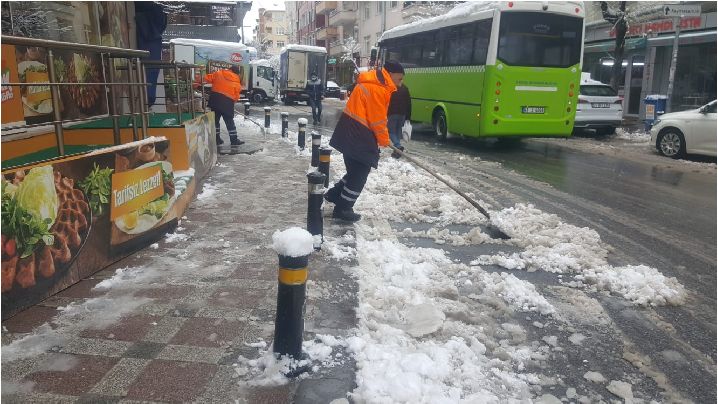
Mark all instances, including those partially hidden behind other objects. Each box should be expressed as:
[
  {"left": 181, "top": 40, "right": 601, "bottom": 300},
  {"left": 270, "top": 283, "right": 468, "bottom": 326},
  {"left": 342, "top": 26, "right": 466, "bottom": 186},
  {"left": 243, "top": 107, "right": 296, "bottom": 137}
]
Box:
[
  {"left": 585, "top": 30, "right": 717, "bottom": 53},
  {"left": 584, "top": 37, "right": 647, "bottom": 53}
]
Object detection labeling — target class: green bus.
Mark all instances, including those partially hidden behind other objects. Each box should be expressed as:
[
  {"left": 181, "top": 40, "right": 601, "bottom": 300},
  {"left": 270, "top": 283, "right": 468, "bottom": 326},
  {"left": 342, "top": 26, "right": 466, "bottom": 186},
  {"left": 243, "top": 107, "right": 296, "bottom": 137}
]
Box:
[{"left": 377, "top": 1, "right": 585, "bottom": 139}]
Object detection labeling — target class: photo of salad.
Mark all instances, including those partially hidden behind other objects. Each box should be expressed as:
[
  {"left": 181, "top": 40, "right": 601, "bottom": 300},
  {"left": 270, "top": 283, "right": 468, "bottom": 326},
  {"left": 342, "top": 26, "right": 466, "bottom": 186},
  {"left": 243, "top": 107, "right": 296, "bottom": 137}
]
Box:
[{"left": 1, "top": 165, "right": 91, "bottom": 293}]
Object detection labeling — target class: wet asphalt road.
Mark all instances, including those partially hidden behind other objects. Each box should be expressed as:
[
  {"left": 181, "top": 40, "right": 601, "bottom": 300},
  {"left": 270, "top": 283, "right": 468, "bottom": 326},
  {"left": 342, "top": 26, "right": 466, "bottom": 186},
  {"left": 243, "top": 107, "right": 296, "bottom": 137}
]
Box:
[{"left": 251, "top": 99, "right": 717, "bottom": 402}]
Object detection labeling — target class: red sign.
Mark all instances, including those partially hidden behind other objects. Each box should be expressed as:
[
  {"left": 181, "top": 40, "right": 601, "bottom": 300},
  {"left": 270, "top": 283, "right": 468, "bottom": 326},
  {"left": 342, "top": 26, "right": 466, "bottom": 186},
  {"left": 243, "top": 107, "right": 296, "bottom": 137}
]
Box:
[
  {"left": 230, "top": 52, "right": 243, "bottom": 63},
  {"left": 610, "top": 16, "right": 702, "bottom": 38}
]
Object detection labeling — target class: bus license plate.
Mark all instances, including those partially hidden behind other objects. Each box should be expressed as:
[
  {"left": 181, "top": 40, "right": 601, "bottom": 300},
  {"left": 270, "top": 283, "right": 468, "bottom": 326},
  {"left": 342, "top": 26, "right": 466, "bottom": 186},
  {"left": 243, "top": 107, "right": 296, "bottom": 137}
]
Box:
[
  {"left": 592, "top": 103, "right": 610, "bottom": 108},
  {"left": 522, "top": 106, "right": 545, "bottom": 114}
]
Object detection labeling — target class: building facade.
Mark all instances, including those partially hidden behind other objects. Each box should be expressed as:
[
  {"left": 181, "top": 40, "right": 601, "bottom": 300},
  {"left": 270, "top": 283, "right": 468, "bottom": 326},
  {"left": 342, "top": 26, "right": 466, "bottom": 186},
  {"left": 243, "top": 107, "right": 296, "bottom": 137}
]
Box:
[
  {"left": 582, "top": 1, "right": 717, "bottom": 117},
  {"left": 255, "top": 8, "right": 289, "bottom": 58},
  {"left": 162, "top": 1, "right": 252, "bottom": 43}
]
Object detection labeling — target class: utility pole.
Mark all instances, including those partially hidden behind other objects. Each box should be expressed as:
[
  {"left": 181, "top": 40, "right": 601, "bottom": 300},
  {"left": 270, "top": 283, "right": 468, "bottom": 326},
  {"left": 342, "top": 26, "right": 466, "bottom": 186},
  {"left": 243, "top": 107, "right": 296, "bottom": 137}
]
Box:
[{"left": 665, "top": 14, "right": 681, "bottom": 112}]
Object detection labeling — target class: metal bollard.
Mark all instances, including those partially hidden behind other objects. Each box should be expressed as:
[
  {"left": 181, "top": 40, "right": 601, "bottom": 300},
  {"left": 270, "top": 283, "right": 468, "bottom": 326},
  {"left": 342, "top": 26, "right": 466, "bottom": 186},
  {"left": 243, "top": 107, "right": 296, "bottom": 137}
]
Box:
[
  {"left": 281, "top": 112, "right": 289, "bottom": 138},
  {"left": 310, "top": 131, "right": 321, "bottom": 167},
  {"left": 318, "top": 147, "right": 332, "bottom": 188},
  {"left": 297, "top": 118, "right": 307, "bottom": 149},
  {"left": 307, "top": 171, "right": 326, "bottom": 250},
  {"left": 272, "top": 228, "right": 313, "bottom": 365},
  {"left": 244, "top": 102, "right": 250, "bottom": 116},
  {"left": 264, "top": 107, "right": 271, "bottom": 128}
]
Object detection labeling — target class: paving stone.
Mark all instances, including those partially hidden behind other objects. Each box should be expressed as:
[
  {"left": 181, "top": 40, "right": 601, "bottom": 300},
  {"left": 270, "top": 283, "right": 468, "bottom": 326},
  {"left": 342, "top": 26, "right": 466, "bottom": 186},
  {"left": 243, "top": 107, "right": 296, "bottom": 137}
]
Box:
[
  {"left": 55, "top": 279, "right": 108, "bottom": 299},
  {"left": 89, "top": 358, "right": 149, "bottom": 397},
  {"left": 141, "top": 316, "right": 187, "bottom": 344},
  {"left": 196, "top": 365, "right": 244, "bottom": 402},
  {"left": 80, "top": 315, "right": 161, "bottom": 342},
  {"left": 195, "top": 307, "right": 253, "bottom": 320},
  {"left": 37, "top": 296, "right": 85, "bottom": 309},
  {"left": 76, "top": 394, "right": 122, "bottom": 403},
  {"left": 133, "top": 285, "right": 193, "bottom": 301},
  {"left": 125, "top": 360, "right": 217, "bottom": 403},
  {"left": 156, "top": 344, "right": 227, "bottom": 364},
  {"left": 61, "top": 338, "right": 133, "bottom": 357},
  {"left": 2, "top": 306, "right": 59, "bottom": 334},
  {"left": 137, "top": 302, "right": 173, "bottom": 317},
  {"left": 170, "top": 317, "right": 248, "bottom": 348},
  {"left": 1, "top": 391, "right": 78, "bottom": 404},
  {"left": 122, "top": 342, "right": 166, "bottom": 360},
  {"left": 168, "top": 305, "right": 199, "bottom": 317},
  {"left": 207, "top": 286, "right": 268, "bottom": 308},
  {"left": 23, "top": 354, "right": 118, "bottom": 396}
]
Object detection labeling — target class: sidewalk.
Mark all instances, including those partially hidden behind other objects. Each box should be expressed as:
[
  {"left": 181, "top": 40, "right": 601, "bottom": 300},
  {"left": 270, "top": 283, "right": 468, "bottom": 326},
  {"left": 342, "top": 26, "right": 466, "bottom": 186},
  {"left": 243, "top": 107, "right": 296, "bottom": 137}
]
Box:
[{"left": 1, "top": 119, "right": 357, "bottom": 403}]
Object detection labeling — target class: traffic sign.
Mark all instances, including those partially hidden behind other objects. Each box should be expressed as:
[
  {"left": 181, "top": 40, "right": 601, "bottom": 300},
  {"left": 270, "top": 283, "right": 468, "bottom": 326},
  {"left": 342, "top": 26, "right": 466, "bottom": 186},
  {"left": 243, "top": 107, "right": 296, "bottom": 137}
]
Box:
[
  {"left": 663, "top": 4, "right": 701, "bottom": 17},
  {"left": 327, "top": 58, "right": 337, "bottom": 65}
]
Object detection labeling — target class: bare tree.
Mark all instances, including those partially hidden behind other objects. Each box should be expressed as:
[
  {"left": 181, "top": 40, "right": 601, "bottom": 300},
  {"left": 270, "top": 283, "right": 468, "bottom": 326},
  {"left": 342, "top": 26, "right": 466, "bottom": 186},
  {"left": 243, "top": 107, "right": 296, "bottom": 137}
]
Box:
[
  {"left": 600, "top": 1, "right": 628, "bottom": 91},
  {"left": 340, "top": 36, "right": 361, "bottom": 74}
]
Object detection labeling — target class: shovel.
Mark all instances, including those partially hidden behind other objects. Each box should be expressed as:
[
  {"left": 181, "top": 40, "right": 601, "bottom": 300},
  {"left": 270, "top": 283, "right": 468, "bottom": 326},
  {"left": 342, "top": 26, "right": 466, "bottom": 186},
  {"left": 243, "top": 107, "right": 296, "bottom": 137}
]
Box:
[{"left": 389, "top": 145, "right": 510, "bottom": 240}]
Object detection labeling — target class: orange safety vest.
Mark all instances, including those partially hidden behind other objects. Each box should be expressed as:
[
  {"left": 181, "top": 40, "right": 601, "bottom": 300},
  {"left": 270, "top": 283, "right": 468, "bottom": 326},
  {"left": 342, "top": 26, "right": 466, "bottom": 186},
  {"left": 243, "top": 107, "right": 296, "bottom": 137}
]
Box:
[{"left": 205, "top": 69, "right": 242, "bottom": 102}]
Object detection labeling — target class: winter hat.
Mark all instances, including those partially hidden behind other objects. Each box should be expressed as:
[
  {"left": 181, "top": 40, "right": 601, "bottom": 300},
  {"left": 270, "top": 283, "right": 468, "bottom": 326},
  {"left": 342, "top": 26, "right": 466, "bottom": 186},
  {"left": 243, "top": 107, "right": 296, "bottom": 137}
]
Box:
[{"left": 383, "top": 60, "right": 404, "bottom": 74}]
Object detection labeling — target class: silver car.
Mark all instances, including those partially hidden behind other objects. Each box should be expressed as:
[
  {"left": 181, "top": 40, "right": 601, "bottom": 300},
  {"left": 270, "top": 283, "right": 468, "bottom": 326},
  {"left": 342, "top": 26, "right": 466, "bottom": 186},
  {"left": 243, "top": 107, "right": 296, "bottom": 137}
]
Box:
[
  {"left": 574, "top": 77, "right": 624, "bottom": 136},
  {"left": 650, "top": 100, "right": 717, "bottom": 158}
]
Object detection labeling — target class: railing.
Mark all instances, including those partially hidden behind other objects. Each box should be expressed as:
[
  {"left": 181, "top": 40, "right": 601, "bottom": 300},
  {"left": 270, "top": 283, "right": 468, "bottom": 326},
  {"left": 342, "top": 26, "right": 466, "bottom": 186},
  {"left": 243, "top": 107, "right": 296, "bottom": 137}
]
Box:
[
  {"left": 136, "top": 61, "right": 206, "bottom": 127},
  {"left": 1, "top": 36, "right": 206, "bottom": 160}
]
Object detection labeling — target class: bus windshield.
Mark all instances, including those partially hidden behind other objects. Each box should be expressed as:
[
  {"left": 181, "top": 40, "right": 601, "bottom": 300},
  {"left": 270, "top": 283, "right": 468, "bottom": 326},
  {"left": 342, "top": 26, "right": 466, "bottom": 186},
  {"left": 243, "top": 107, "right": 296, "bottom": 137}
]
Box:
[{"left": 497, "top": 12, "right": 582, "bottom": 68}]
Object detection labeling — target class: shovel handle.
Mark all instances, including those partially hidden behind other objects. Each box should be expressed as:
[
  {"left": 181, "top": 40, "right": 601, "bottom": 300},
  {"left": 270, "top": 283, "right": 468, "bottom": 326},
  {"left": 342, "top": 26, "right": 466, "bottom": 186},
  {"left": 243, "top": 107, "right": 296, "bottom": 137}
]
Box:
[{"left": 388, "top": 145, "right": 491, "bottom": 220}]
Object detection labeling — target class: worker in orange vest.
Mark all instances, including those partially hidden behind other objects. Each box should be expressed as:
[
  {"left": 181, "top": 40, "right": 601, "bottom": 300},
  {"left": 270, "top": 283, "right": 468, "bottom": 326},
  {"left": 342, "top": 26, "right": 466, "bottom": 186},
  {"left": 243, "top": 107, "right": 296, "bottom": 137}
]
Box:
[
  {"left": 205, "top": 65, "right": 243, "bottom": 146},
  {"left": 323, "top": 61, "right": 404, "bottom": 222}
]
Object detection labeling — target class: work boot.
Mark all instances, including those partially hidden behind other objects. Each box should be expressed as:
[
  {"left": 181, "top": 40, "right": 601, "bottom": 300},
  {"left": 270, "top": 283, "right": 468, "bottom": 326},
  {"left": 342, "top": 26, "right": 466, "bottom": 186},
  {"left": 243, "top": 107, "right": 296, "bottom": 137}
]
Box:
[
  {"left": 216, "top": 135, "right": 224, "bottom": 145},
  {"left": 332, "top": 207, "right": 361, "bottom": 222},
  {"left": 324, "top": 190, "right": 339, "bottom": 205},
  {"left": 391, "top": 145, "right": 404, "bottom": 159},
  {"left": 230, "top": 136, "right": 244, "bottom": 146}
]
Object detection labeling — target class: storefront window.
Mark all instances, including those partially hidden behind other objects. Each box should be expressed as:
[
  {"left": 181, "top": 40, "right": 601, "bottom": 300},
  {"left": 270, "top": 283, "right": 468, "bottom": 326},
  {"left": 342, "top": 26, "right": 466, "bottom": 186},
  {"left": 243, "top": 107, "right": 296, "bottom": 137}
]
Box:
[
  {"left": 672, "top": 42, "right": 717, "bottom": 111},
  {"left": 1, "top": 2, "right": 101, "bottom": 45}
]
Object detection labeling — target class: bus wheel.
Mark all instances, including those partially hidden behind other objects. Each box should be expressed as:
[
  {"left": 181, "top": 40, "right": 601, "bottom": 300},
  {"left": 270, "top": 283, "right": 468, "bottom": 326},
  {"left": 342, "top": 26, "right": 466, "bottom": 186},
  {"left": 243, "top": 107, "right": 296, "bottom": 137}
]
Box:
[{"left": 433, "top": 109, "right": 448, "bottom": 140}]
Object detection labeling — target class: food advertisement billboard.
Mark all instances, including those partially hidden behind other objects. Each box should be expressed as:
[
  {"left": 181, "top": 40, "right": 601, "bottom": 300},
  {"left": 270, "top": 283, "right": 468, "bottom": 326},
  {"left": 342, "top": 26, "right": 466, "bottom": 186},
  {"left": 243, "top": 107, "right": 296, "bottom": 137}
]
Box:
[{"left": 184, "top": 111, "right": 217, "bottom": 179}]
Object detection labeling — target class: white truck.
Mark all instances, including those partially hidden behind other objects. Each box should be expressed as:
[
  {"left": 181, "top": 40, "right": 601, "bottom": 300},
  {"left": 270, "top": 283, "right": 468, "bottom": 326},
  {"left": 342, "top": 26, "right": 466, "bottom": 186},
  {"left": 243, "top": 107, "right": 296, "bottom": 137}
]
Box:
[
  {"left": 169, "top": 38, "right": 275, "bottom": 103},
  {"left": 279, "top": 44, "right": 327, "bottom": 105}
]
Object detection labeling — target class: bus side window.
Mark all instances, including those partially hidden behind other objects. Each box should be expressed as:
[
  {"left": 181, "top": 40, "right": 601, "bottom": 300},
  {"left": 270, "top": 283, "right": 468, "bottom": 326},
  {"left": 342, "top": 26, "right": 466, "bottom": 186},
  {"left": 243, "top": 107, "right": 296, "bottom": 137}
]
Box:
[
  {"left": 420, "top": 30, "right": 442, "bottom": 67},
  {"left": 446, "top": 24, "right": 474, "bottom": 66},
  {"left": 472, "top": 19, "right": 492, "bottom": 65},
  {"left": 401, "top": 42, "right": 421, "bottom": 68}
]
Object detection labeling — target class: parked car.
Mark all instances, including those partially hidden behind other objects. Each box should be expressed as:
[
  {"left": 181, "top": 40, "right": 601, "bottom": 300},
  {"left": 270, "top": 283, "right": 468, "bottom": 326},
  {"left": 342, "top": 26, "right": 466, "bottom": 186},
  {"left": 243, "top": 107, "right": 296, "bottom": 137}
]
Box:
[
  {"left": 574, "top": 75, "right": 623, "bottom": 135},
  {"left": 650, "top": 100, "right": 716, "bottom": 158},
  {"left": 325, "top": 80, "right": 341, "bottom": 98}
]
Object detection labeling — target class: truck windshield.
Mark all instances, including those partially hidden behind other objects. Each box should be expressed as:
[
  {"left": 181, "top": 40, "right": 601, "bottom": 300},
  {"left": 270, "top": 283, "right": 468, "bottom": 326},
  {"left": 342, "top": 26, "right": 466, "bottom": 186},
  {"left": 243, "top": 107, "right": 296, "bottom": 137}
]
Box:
[{"left": 498, "top": 12, "right": 582, "bottom": 68}]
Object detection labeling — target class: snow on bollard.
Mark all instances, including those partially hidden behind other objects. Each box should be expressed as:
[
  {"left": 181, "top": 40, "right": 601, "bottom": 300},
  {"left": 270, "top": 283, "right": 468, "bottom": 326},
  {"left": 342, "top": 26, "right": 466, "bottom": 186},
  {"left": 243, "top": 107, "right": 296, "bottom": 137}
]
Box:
[
  {"left": 264, "top": 106, "right": 271, "bottom": 128},
  {"left": 297, "top": 118, "right": 307, "bottom": 149},
  {"left": 307, "top": 171, "right": 326, "bottom": 250},
  {"left": 281, "top": 112, "right": 289, "bottom": 138},
  {"left": 271, "top": 227, "right": 313, "bottom": 374},
  {"left": 310, "top": 131, "right": 321, "bottom": 167},
  {"left": 318, "top": 147, "right": 332, "bottom": 188},
  {"left": 244, "top": 102, "right": 250, "bottom": 116}
]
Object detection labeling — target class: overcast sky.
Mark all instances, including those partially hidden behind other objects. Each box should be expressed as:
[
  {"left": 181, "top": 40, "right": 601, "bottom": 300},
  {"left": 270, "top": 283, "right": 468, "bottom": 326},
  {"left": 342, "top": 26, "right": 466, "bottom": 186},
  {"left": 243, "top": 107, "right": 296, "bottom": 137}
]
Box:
[{"left": 243, "top": 0, "right": 286, "bottom": 42}]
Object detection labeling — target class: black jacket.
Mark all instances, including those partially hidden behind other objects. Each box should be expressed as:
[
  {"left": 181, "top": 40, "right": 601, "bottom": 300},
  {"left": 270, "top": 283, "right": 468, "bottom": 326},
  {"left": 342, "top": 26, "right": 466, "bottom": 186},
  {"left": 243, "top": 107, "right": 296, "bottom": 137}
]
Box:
[
  {"left": 387, "top": 84, "right": 411, "bottom": 120},
  {"left": 305, "top": 78, "right": 324, "bottom": 101}
]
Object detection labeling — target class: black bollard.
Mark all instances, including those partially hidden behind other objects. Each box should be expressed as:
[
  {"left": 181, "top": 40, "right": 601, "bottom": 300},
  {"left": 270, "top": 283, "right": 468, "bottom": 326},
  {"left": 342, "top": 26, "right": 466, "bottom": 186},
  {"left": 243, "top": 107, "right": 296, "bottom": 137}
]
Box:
[
  {"left": 297, "top": 118, "right": 307, "bottom": 149},
  {"left": 307, "top": 171, "right": 326, "bottom": 250},
  {"left": 310, "top": 131, "right": 321, "bottom": 167},
  {"left": 281, "top": 112, "right": 289, "bottom": 138},
  {"left": 318, "top": 147, "right": 332, "bottom": 188},
  {"left": 244, "top": 102, "right": 250, "bottom": 116},
  {"left": 264, "top": 107, "right": 271, "bottom": 128}
]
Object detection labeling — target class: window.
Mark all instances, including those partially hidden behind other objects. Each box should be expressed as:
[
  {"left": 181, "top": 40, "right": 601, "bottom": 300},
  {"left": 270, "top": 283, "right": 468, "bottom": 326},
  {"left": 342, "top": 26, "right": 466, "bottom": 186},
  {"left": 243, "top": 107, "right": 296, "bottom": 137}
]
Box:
[
  {"left": 364, "top": 4, "right": 370, "bottom": 19},
  {"left": 472, "top": 19, "right": 492, "bottom": 65},
  {"left": 376, "top": 2, "right": 383, "bottom": 14},
  {"left": 498, "top": 12, "right": 582, "bottom": 68},
  {"left": 390, "top": 1, "right": 398, "bottom": 8},
  {"left": 364, "top": 35, "right": 371, "bottom": 55},
  {"left": 419, "top": 31, "right": 442, "bottom": 67},
  {"left": 266, "top": 27, "right": 272, "bottom": 34},
  {"left": 445, "top": 24, "right": 474, "bottom": 66},
  {"left": 277, "top": 40, "right": 285, "bottom": 48},
  {"left": 580, "top": 85, "right": 617, "bottom": 96}
]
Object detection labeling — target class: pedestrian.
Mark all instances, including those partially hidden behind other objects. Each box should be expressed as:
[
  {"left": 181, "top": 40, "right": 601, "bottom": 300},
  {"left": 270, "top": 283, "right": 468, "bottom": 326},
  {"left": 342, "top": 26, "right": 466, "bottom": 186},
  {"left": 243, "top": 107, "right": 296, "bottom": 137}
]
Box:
[
  {"left": 205, "top": 65, "right": 243, "bottom": 146},
  {"left": 388, "top": 83, "right": 411, "bottom": 158},
  {"left": 305, "top": 71, "right": 324, "bottom": 125},
  {"left": 324, "top": 61, "right": 404, "bottom": 222}
]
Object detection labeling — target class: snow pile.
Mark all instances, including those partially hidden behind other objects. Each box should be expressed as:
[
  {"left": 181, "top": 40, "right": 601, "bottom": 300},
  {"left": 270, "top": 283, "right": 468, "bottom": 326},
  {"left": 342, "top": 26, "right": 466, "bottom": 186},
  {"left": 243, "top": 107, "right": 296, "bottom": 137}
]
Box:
[
  {"left": 272, "top": 227, "right": 314, "bottom": 257},
  {"left": 474, "top": 272, "right": 556, "bottom": 315},
  {"left": 574, "top": 265, "right": 685, "bottom": 306},
  {"left": 93, "top": 267, "right": 158, "bottom": 290},
  {"left": 615, "top": 127, "right": 650, "bottom": 142},
  {"left": 196, "top": 182, "right": 219, "bottom": 201},
  {"left": 400, "top": 226, "right": 492, "bottom": 246},
  {"left": 322, "top": 233, "right": 357, "bottom": 261}
]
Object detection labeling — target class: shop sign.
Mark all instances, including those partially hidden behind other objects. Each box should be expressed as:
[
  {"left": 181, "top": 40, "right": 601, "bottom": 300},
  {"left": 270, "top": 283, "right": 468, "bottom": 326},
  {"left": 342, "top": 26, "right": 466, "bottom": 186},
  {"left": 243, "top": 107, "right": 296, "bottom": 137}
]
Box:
[
  {"left": 663, "top": 4, "right": 701, "bottom": 18},
  {"left": 212, "top": 5, "right": 233, "bottom": 21},
  {"left": 609, "top": 16, "right": 702, "bottom": 38},
  {"left": 328, "top": 58, "right": 337, "bottom": 65}
]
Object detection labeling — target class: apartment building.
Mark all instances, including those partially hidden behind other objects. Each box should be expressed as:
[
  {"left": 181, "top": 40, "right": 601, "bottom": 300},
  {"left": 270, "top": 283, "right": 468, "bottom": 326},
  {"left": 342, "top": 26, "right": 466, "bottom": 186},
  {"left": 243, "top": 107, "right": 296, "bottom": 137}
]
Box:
[{"left": 255, "top": 8, "right": 289, "bottom": 58}]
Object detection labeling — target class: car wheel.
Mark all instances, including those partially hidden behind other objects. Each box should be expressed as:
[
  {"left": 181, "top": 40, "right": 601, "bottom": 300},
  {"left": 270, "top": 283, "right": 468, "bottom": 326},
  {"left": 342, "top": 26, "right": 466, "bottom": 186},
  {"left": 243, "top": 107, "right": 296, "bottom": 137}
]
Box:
[
  {"left": 657, "top": 128, "right": 686, "bottom": 159},
  {"left": 433, "top": 109, "right": 447, "bottom": 140},
  {"left": 598, "top": 126, "right": 616, "bottom": 136},
  {"left": 252, "top": 91, "right": 264, "bottom": 104}
]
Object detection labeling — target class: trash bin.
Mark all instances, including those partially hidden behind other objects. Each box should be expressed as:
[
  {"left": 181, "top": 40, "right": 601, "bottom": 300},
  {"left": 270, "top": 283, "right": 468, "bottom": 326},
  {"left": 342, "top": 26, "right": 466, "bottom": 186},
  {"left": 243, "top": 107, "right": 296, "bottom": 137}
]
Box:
[
  {"left": 644, "top": 95, "right": 668, "bottom": 131},
  {"left": 340, "top": 90, "right": 347, "bottom": 101}
]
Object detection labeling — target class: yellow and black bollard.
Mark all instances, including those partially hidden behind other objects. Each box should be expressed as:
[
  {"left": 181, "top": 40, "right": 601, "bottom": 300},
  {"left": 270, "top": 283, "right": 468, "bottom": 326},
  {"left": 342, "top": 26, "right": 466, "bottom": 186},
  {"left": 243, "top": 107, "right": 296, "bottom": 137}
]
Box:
[
  {"left": 318, "top": 147, "right": 332, "bottom": 188},
  {"left": 244, "top": 102, "right": 250, "bottom": 116},
  {"left": 307, "top": 171, "right": 326, "bottom": 250},
  {"left": 281, "top": 112, "right": 289, "bottom": 138},
  {"left": 297, "top": 118, "right": 307, "bottom": 149},
  {"left": 264, "top": 107, "right": 271, "bottom": 128},
  {"left": 310, "top": 131, "right": 321, "bottom": 167},
  {"left": 272, "top": 227, "right": 314, "bottom": 370}
]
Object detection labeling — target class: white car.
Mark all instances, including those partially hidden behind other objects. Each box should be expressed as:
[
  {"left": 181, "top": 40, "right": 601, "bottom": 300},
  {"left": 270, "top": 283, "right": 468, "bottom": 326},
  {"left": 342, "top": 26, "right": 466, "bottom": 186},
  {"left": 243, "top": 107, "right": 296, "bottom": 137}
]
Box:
[
  {"left": 650, "top": 100, "right": 717, "bottom": 158},
  {"left": 574, "top": 76, "right": 623, "bottom": 135}
]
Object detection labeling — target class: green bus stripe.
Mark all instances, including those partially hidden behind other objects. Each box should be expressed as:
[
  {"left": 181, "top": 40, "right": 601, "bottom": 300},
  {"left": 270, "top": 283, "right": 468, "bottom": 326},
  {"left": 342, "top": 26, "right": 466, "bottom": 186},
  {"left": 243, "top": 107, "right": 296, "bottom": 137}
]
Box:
[{"left": 411, "top": 97, "right": 481, "bottom": 107}]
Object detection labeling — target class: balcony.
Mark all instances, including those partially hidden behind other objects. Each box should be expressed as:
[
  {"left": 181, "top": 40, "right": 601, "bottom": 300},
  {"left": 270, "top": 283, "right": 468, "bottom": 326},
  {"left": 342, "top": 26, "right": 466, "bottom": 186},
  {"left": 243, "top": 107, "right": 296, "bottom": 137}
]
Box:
[
  {"left": 329, "top": 42, "right": 345, "bottom": 57},
  {"left": 316, "top": 26, "right": 338, "bottom": 41},
  {"left": 316, "top": 1, "right": 337, "bottom": 14},
  {"left": 329, "top": 9, "right": 356, "bottom": 25}
]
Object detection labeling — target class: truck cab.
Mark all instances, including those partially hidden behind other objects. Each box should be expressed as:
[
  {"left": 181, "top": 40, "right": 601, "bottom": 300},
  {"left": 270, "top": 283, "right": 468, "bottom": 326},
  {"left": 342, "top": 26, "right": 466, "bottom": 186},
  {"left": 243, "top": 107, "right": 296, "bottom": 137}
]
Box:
[{"left": 248, "top": 60, "right": 276, "bottom": 103}]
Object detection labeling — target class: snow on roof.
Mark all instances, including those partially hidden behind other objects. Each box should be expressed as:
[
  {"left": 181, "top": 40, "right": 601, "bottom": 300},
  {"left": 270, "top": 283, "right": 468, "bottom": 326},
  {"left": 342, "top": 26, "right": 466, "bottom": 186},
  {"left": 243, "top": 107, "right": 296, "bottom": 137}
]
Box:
[
  {"left": 250, "top": 59, "right": 272, "bottom": 67},
  {"left": 281, "top": 44, "right": 328, "bottom": 54},
  {"left": 170, "top": 38, "right": 250, "bottom": 50},
  {"left": 380, "top": 1, "right": 584, "bottom": 42}
]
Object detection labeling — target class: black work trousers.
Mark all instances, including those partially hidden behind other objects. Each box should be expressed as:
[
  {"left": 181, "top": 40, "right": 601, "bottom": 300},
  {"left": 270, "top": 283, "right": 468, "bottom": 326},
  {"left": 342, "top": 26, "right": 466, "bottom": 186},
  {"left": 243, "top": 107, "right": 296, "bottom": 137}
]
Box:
[
  {"left": 326, "top": 155, "right": 372, "bottom": 209},
  {"left": 209, "top": 92, "right": 237, "bottom": 139}
]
